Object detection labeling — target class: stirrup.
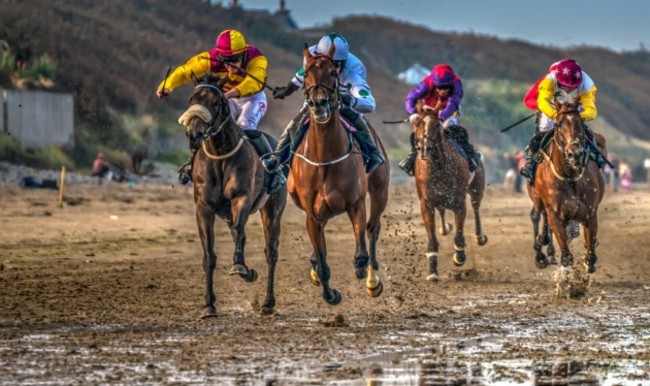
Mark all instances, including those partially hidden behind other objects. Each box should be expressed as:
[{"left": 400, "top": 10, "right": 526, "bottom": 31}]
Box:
[
  {"left": 398, "top": 156, "right": 415, "bottom": 176},
  {"left": 178, "top": 166, "right": 192, "bottom": 185}
]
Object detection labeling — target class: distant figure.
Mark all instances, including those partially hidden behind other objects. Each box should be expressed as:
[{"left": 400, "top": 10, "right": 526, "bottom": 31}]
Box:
[
  {"left": 645, "top": 158, "right": 650, "bottom": 191},
  {"left": 92, "top": 152, "right": 111, "bottom": 182},
  {"left": 514, "top": 150, "right": 526, "bottom": 193},
  {"left": 399, "top": 63, "right": 480, "bottom": 176},
  {"left": 501, "top": 152, "right": 517, "bottom": 191},
  {"left": 606, "top": 152, "right": 620, "bottom": 192},
  {"left": 619, "top": 158, "right": 633, "bottom": 192}
]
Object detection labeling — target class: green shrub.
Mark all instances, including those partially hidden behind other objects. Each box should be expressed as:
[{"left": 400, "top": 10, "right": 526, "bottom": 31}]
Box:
[
  {"left": 0, "top": 132, "right": 21, "bottom": 159},
  {"left": 155, "top": 151, "right": 188, "bottom": 166},
  {"left": 25, "top": 54, "right": 56, "bottom": 80},
  {"left": 33, "top": 146, "right": 75, "bottom": 169}
]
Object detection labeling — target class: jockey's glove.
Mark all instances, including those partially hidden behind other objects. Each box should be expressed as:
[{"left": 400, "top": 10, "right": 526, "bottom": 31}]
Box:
[
  {"left": 273, "top": 82, "right": 299, "bottom": 99},
  {"left": 340, "top": 93, "right": 357, "bottom": 108},
  {"left": 409, "top": 113, "right": 419, "bottom": 124}
]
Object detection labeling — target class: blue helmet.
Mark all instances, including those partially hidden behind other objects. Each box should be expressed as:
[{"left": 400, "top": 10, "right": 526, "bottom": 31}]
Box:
[{"left": 317, "top": 33, "right": 349, "bottom": 62}]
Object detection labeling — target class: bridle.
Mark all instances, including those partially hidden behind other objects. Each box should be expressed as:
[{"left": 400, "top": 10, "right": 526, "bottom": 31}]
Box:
[
  {"left": 416, "top": 114, "right": 440, "bottom": 159},
  {"left": 541, "top": 108, "right": 587, "bottom": 181},
  {"left": 303, "top": 54, "right": 340, "bottom": 123},
  {"left": 186, "top": 83, "right": 244, "bottom": 160}
]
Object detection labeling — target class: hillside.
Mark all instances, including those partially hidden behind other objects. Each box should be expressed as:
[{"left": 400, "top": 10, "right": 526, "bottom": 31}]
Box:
[{"left": 1, "top": 1, "right": 649, "bottom": 169}]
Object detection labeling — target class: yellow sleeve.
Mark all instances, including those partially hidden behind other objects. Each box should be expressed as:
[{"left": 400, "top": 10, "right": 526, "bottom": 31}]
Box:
[
  {"left": 234, "top": 55, "right": 267, "bottom": 96},
  {"left": 157, "top": 52, "right": 212, "bottom": 93},
  {"left": 579, "top": 85, "right": 597, "bottom": 121},
  {"left": 536, "top": 77, "right": 557, "bottom": 119}
]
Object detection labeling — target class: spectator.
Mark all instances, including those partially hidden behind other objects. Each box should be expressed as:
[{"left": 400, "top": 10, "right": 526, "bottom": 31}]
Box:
[
  {"left": 92, "top": 153, "right": 112, "bottom": 183},
  {"left": 619, "top": 158, "right": 633, "bottom": 192},
  {"left": 607, "top": 153, "right": 620, "bottom": 193},
  {"left": 644, "top": 158, "right": 650, "bottom": 191},
  {"left": 514, "top": 150, "right": 526, "bottom": 193}
]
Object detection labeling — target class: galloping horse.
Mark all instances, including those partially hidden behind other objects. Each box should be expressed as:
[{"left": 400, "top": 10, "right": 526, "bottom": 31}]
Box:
[
  {"left": 412, "top": 105, "right": 488, "bottom": 281},
  {"left": 178, "top": 74, "right": 287, "bottom": 317},
  {"left": 532, "top": 101, "right": 605, "bottom": 273},
  {"left": 287, "top": 44, "right": 390, "bottom": 305}
]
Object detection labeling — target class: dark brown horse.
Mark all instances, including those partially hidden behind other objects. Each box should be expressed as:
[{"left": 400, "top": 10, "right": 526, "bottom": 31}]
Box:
[
  {"left": 528, "top": 185, "right": 557, "bottom": 268},
  {"left": 178, "top": 74, "right": 287, "bottom": 317},
  {"left": 532, "top": 101, "right": 605, "bottom": 273},
  {"left": 287, "top": 45, "right": 390, "bottom": 305},
  {"left": 413, "top": 105, "right": 488, "bottom": 281}
]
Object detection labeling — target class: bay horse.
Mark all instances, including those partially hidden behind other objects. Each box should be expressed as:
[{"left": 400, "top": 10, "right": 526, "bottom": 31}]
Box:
[
  {"left": 532, "top": 101, "right": 605, "bottom": 273},
  {"left": 287, "top": 44, "right": 390, "bottom": 305},
  {"left": 178, "top": 74, "right": 287, "bottom": 317},
  {"left": 412, "top": 104, "right": 488, "bottom": 281}
]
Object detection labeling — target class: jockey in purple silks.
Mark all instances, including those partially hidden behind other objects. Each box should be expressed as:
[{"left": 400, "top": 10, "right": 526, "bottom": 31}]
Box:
[{"left": 399, "top": 64, "right": 480, "bottom": 176}]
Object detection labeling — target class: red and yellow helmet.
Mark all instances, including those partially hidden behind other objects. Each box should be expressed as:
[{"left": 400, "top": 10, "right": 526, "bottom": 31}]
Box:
[{"left": 215, "top": 29, "right": 247, "bottom": 57}]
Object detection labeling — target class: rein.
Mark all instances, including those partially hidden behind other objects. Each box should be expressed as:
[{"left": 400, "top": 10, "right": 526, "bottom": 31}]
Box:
[{"left": 292, "top": 132, "right": 354, "bottom": 167}]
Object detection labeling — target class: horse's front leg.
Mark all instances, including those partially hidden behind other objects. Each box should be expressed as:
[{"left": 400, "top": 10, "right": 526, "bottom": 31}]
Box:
[
  {"left": 437, "top": 208, "right": 453, "bottom": 236},
  {"left": 196, "top": 202, "right": 218, "bottom": 318},
  {"left": 543, "top": 211, "right": 557, "bottom": 265},
  {"left": 306, "top": 216, "right": 341, "bottom": 305},
  {"left": 546, "top": 210, "right": 572, "bottom": 267},
  {"left": 452, "top": 203, "right": 467, "bottom": 266},
  {"left": 470, "top": 194, "right": 488, "bottom": 246},
  {"left": 530, "top": 207, "right": 548, "bottom": 269},
  {"left": 228, "top": 196, "right": 257, "bottom": 283},
  {"left": 421, "top": 199, "right": 440, "bottom": 281},
  {"left": 258, "top": 200, "right": 284, "bottom": 315},
  {"left": 348, "top": 200, "right": 382, "bottom": 298},
  {"left": 583, "top": 212, "right": 599, "bottom": 273}
]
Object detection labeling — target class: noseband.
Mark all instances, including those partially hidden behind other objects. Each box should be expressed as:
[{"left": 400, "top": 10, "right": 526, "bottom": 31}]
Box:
[
  {"left": 192, "top": 83, "right": 232, "bottom": 140},
  {"left": 304, "top": 55, "right": 340, "bottom": 116}
]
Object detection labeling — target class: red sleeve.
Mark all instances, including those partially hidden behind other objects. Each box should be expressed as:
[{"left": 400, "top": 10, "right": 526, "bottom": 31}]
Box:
[{"left": 523, "top": 76, "right": 545, "bottom": 111}]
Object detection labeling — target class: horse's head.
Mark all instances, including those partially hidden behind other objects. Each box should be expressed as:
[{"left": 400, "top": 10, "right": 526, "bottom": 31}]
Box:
[
  {"left": 178, "top": 73, "right": 229, "bottom": 150},
  {"left": 303, "top": 43, "right": 339, "bottom": 124},
  {"left": 554, "top": 100, "right": 586, "bottom": 169},
  {"left": 413, "top": 103, "right": 442, "bottom": 159}
]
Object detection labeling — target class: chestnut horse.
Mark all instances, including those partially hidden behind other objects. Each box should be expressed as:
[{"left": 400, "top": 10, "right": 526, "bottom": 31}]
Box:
[
  {"left": 413, "top": 106, "right": 488, "bottom": 281},
  {"left": 178, "top": 74, "right": 287, "bottom": 317},
  {"left": 287, "top": 45, "right": 390, "bottom": 305},
  {"left": 532, "top": 101, "right": 605, "bottom": 273}
]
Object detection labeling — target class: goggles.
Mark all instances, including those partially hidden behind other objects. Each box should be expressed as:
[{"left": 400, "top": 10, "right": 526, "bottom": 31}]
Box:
[{"left": 219, "top": 54, "right": 243, "bottom": 64}]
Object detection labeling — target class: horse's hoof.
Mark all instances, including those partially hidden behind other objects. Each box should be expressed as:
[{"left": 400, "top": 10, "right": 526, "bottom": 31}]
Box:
[
  {"left": 310, "top": 268, "right": 321, "bottom": 286},
  {"left": 477, "top": 234, "right": 488, "bottom": 246},
  {"left": 584, "top": 255, "right": 597, "bottom": 274},
  {"left": 548, "top": 254, "right": 558, "bottom": 265},
  {"left": 201, "top": 306, "right": 218, "bottom": 319},
  {"left": 425, "top": 273, "right": 439, "bottom": 282},
  {"left": 325, "top": 289, "right": 342, "bottom": 306},
  {"left": 244, "top": 268, "right": 258, "bottom": 283},
  {"left": 366, "top": 281, "right": 384, "bottom": 298},
  {"left": 260, "top": 306, "right": 274, "bottom": 316},
  {"left": 355, "top": 266, "right": 367, "bottom": 280},
  {"left": 229, "top": 264, "right": 247, "bottom": 276},
  {"left": 535, "top": 255, "right": 548, "bottom": 269},
  {"left": 453, "top": 251, "right": 466, "bottom": 266}
]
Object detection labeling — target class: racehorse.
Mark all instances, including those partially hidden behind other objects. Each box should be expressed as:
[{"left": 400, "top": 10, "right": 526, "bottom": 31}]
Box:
[
  {"left": 532, "top": 101, "right": 605, "bottom": 273},
  {"left": 412, "top": 104, "right": 488, "bottom": 281},
  {"left": 287, "top": 44, "right": 390, "bottom": 305},
  {"left": 178, "top": 74, "right": 287, "bottom": 317}
]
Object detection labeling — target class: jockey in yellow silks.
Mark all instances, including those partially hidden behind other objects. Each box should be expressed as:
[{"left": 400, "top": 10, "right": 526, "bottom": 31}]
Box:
[{"left": 156, "top": 29, "right": 281, "bottom": 190}]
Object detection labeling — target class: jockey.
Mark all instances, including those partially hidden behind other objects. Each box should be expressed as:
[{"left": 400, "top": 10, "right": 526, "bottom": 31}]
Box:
[
  {"left": 155, "top": 29, "right": 283, "bottom": 192},
  {"left": 261, "top": 33, "right": 385, "bottom": 192},
  {"left": 398, "top": 64, "right": 480, "bottom": 176},
  {"left": 520, "top": 58, "right": 604, "bottom": 179}
]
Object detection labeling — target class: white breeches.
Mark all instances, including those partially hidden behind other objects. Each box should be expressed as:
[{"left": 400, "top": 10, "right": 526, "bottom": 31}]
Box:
[{"left": 228, "top": 91, "right": 267, "bottom": 130}]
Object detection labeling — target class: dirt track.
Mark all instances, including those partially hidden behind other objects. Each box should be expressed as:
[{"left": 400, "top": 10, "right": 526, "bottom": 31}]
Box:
[{"left": 1, "top": 179, "right": 649, "bottom": 385}]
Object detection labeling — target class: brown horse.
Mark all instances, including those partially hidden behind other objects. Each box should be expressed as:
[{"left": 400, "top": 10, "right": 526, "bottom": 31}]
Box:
[
  {"left": 532, "top": 101, "right": 605, "bottom": 273},
  {"left": 287, "top": 44, "right": 390, "bottom": 305},
  {"left": 413, "top": 105, "right": 488, "bottom": 281},
  {"left": 527, "top": 187, "right": 558, "bottom": 268},
  {"left": 178, "top": 74, "right": 287, "bottom": 317}
]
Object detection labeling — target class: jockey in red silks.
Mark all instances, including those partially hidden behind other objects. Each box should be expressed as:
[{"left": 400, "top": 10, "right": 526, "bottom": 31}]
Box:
[
  {"left": 398, "top": 64, "right": 480, "bottom": 176},
  {"left": 519, "top": 58, "right": 603, "bottom": 180}
]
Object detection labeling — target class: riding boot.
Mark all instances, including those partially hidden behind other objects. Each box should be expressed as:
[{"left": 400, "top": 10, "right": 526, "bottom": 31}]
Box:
[
  {"left": 520, "top": 148, "right": 543, "bottom": 180},
  {"left": 350, "top": 117, "right": 385, "bottom": 173},
  {"left": 246, "top": 130, "right": 288, "bottom": 195},
  {"left": 262, "top": 108, "right": 308, "bottom": 174},
  {"left": 583, "top": 127, "right": 607, "bottom": 168},
  {"left": 178, "top": 148, "right": 197, "bottom": 185},
  {"left": 398, "top": 132, "right": 417, "bottom": 176}
]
